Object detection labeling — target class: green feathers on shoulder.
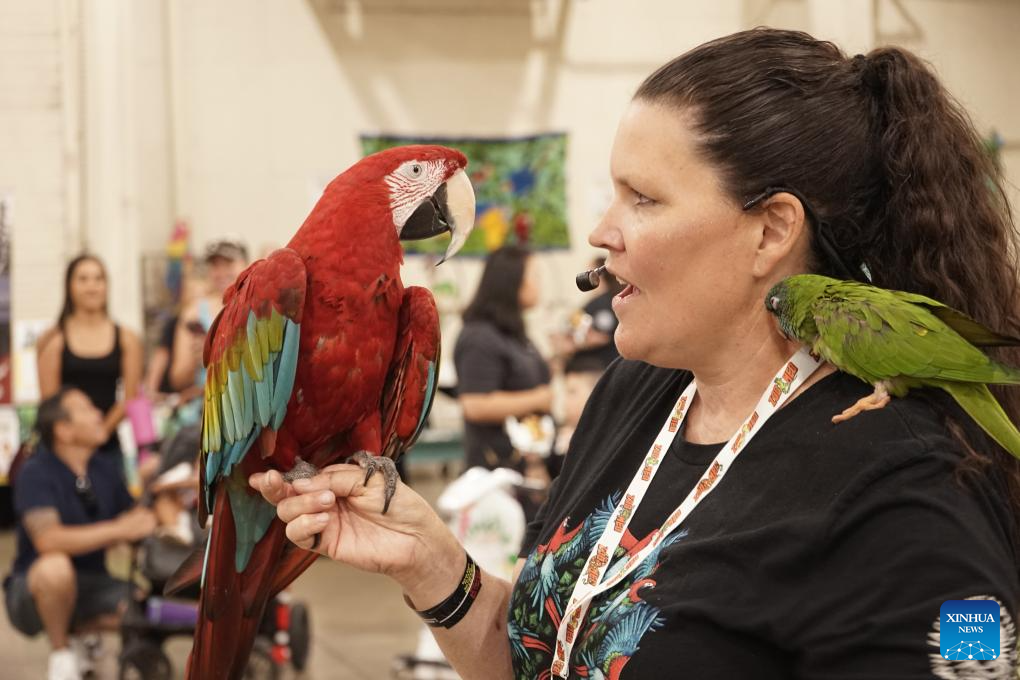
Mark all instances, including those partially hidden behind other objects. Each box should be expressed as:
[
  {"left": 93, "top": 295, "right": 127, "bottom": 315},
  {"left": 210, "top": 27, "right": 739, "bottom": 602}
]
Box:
[{"left": 765, "top": 274, "right": 1020, "bottom": 457}]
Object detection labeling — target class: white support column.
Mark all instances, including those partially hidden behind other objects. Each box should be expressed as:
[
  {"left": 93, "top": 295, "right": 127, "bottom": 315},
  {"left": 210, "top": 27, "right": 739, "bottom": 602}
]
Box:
[{"left": 79, "top": 0, "right": 143, "bottom": 332}]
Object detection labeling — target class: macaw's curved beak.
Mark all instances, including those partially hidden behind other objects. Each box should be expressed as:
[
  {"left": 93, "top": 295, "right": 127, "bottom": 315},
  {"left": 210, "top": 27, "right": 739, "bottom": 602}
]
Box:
[{"left": 400, "top": 169, "right": 476, "bottom": 264}]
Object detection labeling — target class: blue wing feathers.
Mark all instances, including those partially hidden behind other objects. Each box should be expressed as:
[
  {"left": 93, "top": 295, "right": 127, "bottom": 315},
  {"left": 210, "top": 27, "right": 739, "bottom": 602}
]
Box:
[{"left": 271, "top": 320, "right": 300, "bottom": 430}]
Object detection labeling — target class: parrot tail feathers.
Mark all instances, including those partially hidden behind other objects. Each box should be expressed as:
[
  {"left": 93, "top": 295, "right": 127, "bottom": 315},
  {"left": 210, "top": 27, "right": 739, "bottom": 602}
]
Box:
[
  {"left": 943, "top": 382, "right": 1020, "bottom": 460},
  {"left": 187, "top": 479, "right": 289, "bottom": 680},
  {"left": 163, "top": 544, "right": 205, "bottom": 598}
]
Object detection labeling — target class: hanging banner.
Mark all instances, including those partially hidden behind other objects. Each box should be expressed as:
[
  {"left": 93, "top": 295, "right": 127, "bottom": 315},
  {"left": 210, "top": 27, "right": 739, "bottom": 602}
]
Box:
[{"left": 360, "top": 133, "right": 569, "bottom": 255}]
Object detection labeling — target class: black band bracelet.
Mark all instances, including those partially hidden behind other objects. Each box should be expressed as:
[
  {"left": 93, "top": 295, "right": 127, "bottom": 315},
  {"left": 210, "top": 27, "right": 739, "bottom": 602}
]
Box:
[{"left": 404, "top": 552, "right": 482, "bottom": 629}]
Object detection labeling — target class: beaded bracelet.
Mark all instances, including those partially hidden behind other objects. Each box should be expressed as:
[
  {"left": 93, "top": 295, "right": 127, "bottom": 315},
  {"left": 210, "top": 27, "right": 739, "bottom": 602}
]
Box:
[{"left": 404, "top": 552, "right": 482, "bottom": 629}]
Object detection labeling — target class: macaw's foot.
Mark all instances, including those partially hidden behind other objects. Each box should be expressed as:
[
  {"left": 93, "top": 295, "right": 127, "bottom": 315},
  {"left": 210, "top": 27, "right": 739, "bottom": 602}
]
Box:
[
  {"left": 282, "top": 457, "right": 320, "bottom": 483},
  {"left": 832, "top": 382, "right": 891, "bottom": 423},
  {"left": 350, "top": 451, "right": 399, "bottom": 514}
]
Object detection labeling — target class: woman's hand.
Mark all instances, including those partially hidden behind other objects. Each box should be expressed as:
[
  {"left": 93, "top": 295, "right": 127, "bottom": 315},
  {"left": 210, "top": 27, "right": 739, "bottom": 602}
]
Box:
[{"left": 250, "top": 464, "right": 465, "bottom": 605}]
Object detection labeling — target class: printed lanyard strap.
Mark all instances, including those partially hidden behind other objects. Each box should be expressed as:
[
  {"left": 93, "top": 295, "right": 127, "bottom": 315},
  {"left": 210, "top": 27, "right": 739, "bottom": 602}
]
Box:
[{"left": 550, "top": 349, "right": 822, "bottom": 678}]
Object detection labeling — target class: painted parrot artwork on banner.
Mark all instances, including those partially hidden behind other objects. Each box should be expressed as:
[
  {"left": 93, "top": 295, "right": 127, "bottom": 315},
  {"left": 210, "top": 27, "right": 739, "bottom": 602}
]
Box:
[{"left": 361, "top": 133, "right": 569, "bottom": 254}]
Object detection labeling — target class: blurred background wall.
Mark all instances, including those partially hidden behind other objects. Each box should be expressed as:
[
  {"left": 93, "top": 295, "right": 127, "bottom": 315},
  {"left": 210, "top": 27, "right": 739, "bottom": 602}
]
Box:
[{"left": 1, "top": 0, "right": 1018, "bottom": 359}]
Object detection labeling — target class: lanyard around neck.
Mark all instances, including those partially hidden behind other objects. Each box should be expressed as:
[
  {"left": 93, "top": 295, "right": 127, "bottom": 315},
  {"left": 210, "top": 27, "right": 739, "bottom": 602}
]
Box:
[{"left": 550, "top": 348, "right": 822, "bottom": 678}]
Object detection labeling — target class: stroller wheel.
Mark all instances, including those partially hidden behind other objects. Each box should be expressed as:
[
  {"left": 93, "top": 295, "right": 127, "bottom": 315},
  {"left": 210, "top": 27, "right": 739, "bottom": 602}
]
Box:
[
  {"left": 289, "top": 602, "right": 311, "bottom": 671},
  {"left": 119, "top": 640, "right": 172, "bottom": 680},
  {"left": 244, "top": 638, "right": 280, "bottom": 680}
]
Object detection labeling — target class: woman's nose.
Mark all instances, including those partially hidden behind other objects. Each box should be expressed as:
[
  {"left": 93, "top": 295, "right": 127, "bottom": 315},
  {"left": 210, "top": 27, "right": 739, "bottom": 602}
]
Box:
[{"left": 589, "top": 208, "right": 623, "bottom": 251}]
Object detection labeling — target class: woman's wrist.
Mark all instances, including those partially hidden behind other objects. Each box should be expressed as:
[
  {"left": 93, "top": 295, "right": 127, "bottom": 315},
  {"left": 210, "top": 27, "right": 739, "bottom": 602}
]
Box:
[
  {"left": 394, "top": 530, "right": 468, "bottom": 610},
  {"left": 404, "top": 552, "right": 482, "bottom": 628}
]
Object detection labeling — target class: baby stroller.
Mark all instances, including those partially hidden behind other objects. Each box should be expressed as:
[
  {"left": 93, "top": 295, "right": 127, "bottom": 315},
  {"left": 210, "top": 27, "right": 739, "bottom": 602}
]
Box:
[{"left": 117, "top": 424, "right": 311, "bottom": 680}]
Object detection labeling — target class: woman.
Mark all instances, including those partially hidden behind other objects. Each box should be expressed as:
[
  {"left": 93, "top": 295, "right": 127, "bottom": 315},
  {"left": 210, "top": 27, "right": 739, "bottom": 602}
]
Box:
[
  {"left": 251, "top": 29, "right": 1020, "bottom": 678},
  {"left": 454, "top": 245, "right": 552, "bottom": 472},
  {"left": 38, "top": 255, "right": 143, "bottom": 465}
]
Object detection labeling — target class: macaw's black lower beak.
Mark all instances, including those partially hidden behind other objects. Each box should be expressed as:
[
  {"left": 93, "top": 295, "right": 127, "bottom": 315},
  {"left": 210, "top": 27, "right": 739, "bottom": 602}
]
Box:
[{"left": 399, "top": 169, "right": 476, "bottom": 263}]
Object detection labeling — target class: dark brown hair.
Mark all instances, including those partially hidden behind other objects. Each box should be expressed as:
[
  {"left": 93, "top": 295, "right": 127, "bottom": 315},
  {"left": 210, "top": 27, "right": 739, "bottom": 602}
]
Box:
[
  {"left": 637, "top": 29, "right": 1020, "bottom": 524},
  {"left": 463, "top": 245, "right": 532, "bottom": 341},
  {"left": 58, "top": 254, "right": 109, "bottom": 332},
  {"left": 35, "top": 386, "right": 74, "bottom": 450}
]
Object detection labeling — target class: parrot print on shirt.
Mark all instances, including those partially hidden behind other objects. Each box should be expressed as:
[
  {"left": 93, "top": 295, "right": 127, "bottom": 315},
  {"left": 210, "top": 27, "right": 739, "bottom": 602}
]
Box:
[{"left": 510, "top": 492, "right": 688, "bottom": 680}]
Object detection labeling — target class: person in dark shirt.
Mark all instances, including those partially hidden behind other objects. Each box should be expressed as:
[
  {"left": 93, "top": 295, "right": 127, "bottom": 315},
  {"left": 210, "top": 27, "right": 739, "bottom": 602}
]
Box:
[
  {"left": 144, "top": 313, "right": 179, "bottom": 398},
  {"left": 454, "top": 245, "right": 552, "bottom": 472},
  {"left": 249, "top": 29, "right": 1020, "bottom": 679},
  {"left": 3, "top": 388, "right": 156, "bottom": 680},
  {"left": 36, "top": 255, "right": 143, "bottom": 468}
]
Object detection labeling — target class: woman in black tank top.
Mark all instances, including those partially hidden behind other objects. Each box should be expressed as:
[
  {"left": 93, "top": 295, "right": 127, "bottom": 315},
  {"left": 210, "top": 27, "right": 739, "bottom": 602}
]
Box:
[{"left": 37, "top": 255, "right": 143, "bottom": 464}]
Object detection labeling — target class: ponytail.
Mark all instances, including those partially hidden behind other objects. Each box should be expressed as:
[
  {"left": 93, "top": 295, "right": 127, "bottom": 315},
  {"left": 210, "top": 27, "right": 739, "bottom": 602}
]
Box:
[{"left": 863, "top": 46, "right": 1020, "bottom": 498}]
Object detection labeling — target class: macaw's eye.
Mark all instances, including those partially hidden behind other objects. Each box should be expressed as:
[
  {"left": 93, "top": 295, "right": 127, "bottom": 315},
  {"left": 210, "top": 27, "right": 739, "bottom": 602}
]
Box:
[{"left": 400, "top": 163, "right": 424, "bottom": 180}]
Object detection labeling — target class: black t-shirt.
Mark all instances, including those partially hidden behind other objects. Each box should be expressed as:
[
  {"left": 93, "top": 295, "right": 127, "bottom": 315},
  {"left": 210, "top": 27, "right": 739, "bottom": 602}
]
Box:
[
  {"left": 11, "top": 446, "right": 134, "bottom": 574},
  {"left": 454, "top": 320, "right": 551, "bottom": 469},
  {"left": 510, "top": 359, "right": 1019, "bottom": 679}
]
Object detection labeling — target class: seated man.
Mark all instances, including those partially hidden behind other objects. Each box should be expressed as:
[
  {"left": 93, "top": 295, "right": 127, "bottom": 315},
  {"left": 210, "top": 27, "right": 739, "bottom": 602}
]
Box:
[{"left": 3, "top": 387, "right": 156, "bottom": 680}]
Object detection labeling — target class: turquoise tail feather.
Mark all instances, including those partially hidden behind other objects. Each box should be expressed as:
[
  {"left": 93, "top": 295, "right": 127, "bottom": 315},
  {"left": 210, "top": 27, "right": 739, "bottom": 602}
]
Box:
[{"left": 226, "top": 473, "right": 278, "bottom": 573}]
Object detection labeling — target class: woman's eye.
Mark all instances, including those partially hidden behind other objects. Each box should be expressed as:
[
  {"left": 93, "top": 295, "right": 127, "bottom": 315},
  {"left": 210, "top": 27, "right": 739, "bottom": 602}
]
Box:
[{"left": 634, "top": 191, "right": 655, "bottom": 206}]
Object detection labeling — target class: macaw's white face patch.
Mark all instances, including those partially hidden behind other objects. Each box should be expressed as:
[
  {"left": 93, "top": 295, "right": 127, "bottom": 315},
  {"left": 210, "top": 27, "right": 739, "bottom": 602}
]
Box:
[
  {"left": 386, "top": 160, "right": 448, "bottom": 230},
  {"left": 928, "top": 596, "right": 1017, "bottom": 678}
]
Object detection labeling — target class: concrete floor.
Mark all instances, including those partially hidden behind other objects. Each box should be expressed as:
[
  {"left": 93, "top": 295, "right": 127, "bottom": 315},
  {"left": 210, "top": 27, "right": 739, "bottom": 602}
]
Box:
[{"left": 0, "top": 468, "right": 456, "bottom": 680}]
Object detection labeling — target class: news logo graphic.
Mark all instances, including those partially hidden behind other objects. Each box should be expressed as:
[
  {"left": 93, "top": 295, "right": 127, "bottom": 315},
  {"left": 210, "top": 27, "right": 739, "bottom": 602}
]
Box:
[{"left": 940, "top": 599, "right": 1000, "bottom": 660}]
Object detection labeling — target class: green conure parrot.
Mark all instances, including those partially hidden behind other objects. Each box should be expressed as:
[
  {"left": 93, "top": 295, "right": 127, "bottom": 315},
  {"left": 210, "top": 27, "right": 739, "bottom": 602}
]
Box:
[
  {"left": 178, "top": 145, "right": 476, "bottom": 679},
  {"left": 764, "top": 274, "right": 1020, "bottom": 457}
]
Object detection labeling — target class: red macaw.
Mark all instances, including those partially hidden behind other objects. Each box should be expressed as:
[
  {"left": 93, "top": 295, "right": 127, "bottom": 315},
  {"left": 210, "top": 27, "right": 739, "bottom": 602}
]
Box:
[{"left": 179, "top": 145, "right": 475, "bottom": 679}]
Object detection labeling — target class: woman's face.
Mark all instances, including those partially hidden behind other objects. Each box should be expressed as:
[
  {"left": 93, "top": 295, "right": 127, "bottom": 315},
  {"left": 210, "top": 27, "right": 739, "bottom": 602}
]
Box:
[
  {"left": 518, "top": 256, "right": 541, "bottom": 310},
  {"left": 588, "top": 100, "right": 763, "bottom": 369},
  {"left": 69, "top": 259, "right": 107, "bottom": 314}
]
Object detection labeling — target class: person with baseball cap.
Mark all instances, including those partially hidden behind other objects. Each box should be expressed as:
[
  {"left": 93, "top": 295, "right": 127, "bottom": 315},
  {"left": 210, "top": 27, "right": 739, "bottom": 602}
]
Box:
[{"left": 167, "top": 238, "right": 248, "bottom": 394}]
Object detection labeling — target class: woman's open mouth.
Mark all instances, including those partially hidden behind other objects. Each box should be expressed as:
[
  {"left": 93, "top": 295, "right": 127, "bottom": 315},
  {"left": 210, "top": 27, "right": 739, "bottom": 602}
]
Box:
[{"left": 613, "top": 276, "right": 640, "bottom": 308}]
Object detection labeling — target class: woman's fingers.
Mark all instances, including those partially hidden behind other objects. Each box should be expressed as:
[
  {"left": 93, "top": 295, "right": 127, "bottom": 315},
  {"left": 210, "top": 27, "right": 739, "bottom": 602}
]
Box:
[
  {"left": 277, "top": 489, "right": 337, "bottom": 523},
  {"left": 249, "top": 469, "right": 293, "bottom": 506},
  {"left": 292, "top": 465, "right": 383, "bottom": 499},
  {"left": 284, "top": 510, "right": 330, "bottom": 551}
]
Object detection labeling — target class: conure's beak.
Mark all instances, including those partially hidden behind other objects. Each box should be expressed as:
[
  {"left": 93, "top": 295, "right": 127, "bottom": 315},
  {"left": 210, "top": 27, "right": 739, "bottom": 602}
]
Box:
[{"left": 400, "top": 169, "right": 476, "bottom": 264}]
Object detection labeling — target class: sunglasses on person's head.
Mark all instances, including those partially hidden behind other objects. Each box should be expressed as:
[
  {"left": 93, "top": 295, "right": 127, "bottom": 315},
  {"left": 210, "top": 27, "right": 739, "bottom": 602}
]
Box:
[{"left": 74, "top": 475, "right": 98, "bottom": 517}]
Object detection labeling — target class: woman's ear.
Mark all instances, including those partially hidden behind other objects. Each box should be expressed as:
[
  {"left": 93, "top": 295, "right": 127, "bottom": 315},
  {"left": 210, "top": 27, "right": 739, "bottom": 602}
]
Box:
[{"left": 749, "top": 192, "right": 809, "bottom": 278}]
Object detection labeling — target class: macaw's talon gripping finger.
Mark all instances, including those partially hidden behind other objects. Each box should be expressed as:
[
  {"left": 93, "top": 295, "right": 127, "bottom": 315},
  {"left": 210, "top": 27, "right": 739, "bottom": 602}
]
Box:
[
  {"left": 282, "top": 456, "right": 320, "bottom": 483},
  {"left": 350, "top": 450, "right": 400, "bottom": 514}
]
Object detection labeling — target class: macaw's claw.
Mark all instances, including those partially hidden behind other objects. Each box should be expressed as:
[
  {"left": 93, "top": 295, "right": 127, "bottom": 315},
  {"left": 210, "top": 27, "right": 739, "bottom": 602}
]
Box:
[
  {"left": 282, "top": 457, "right": 320, "bottom": 483},
  {"left": 832, "top": 382, "right": 891, "bottom": 423},
  {"left": 350, "top": 451, "right": 399, "bottom": 514}
]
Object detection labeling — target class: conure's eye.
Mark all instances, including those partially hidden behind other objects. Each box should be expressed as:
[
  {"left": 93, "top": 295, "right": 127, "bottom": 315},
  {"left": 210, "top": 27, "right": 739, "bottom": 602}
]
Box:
[{"left": 770, "top": 296, "right": 781, "bottom": 310}]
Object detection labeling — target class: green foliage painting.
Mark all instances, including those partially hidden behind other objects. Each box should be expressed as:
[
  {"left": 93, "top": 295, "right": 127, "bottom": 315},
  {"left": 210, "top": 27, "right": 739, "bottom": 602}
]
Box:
[{"left": 360, "top": 133, "right": 569, "bottom": 255}]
